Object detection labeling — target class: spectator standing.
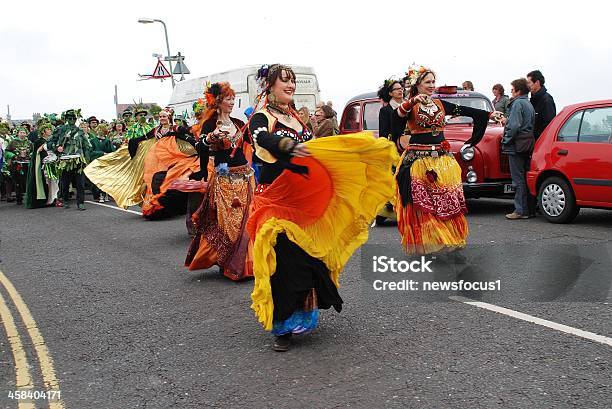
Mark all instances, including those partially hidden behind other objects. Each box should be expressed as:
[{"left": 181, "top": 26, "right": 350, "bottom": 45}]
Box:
[
  {"left": 501, "top": 78, "right": 535, "bottom": 220},
  {"left": 313, "top": 105, "right": 338, "bottom": 138},
  {"left": 297, "top": 107, "right": 314, "bottom": 133},
  {"left": 377, "top": 79, "right": 407, "bottom": 151},
  {"left": 527, "top": 70, "right": 556, "bottom": 139},
  {"left": 462, "top": 81, "right": 474, "bottom": 91},
  {"left": 492, "top": 84, "right": 510, "bottom": 115}
]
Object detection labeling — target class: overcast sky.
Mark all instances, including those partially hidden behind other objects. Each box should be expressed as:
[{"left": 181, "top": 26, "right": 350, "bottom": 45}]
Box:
[{"left": 2, "top": 0, "right": 611, "bottom": 120}]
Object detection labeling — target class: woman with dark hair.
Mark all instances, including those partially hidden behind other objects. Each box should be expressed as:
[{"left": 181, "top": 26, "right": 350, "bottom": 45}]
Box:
[
  {"left": 313, "top": 105, "right": 338, "bottom": 138},
  {"left": 247, "top": 64, "right": 398, "bottom": 351},
  {"left": 184, "top": 82, "right": 255, "bottom": 281},
  {"left": 377, "top": 79, "right": 407, "bottom": 152},
  {"left": 492, "top": 83, "right": 510, "bottom": 115},
  {"left": 109, "top": 121, "right": 127, "bottom": 149},
  {"left": 393, "top": 65, "right": 501, "bottom": 255}
]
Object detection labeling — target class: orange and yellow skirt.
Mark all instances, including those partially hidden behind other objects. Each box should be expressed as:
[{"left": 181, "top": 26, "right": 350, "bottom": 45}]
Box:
[
  {"left": 395, "top": 144, "right": 468, "bottom": 255},
  {"left": 247, "top": 132, "right": 398, "bottom": 331},
  {"left": 141, "top": 137, "right": 200, "bottom": 219}
]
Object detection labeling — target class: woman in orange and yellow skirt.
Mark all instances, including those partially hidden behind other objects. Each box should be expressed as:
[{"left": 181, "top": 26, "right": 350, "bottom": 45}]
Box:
[
  {"left": 247, "top": 64, "right": 398, "bottom": 351},
  {"left": 393, "top": 65, "right": 500, "bottom": 255}
]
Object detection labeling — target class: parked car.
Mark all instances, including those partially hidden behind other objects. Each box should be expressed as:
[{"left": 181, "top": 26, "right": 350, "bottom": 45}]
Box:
[
  {"left": 340, "top": 88, "right": 513, "bottom": 199},
  {"left": 527, "top": 99, "right": 612, "bottom": 223}
]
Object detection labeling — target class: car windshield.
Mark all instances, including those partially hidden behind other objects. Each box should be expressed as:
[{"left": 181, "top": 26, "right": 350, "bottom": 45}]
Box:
[{"left": 439, "top": 97, "right": 493, "bottom": 124}]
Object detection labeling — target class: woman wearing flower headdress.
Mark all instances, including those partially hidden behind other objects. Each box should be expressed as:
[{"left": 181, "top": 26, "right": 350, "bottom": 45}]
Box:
[
  {"left": 247, "top": 64, "right": 398, "bottom": 351},
  {"left": 183, "top": 82, "right": 255, "bottom": 280},
  {"left": 393, "top": 65, "right": 502, "bottom": 255}
]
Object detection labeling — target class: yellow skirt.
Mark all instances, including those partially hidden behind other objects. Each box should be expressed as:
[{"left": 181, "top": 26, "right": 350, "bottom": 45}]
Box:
[{"left": 84, "top": 139, "right": 156, "bottom": 209}]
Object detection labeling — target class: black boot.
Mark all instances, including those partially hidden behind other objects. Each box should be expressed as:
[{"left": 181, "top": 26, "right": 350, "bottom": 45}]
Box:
[{"left": 272, "top": 333, "right": 292, "bottom": 352}]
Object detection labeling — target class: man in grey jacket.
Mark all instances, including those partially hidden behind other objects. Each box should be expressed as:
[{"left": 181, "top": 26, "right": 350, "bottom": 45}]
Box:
[{"left": 501, "top": 78, "right": 535, "bottom": 220}]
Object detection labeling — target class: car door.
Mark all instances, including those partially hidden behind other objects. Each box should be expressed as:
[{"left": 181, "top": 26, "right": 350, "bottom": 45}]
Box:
[
  {"left": 554, "top": 106, "right": 612, "bottom": 203},
  {"left": 362, "top": 101, "right": 381, "bottom": 137}
]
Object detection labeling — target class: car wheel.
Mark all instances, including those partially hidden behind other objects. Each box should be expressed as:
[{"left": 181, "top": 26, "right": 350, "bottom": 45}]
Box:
[{"left": 538, "top": 176, "right": 579, "bottom": 223}]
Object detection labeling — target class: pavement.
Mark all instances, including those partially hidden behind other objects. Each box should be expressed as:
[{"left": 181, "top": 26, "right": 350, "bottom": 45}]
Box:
[{"left": 0, "top": 196, "right": 611, "bottom": 409}]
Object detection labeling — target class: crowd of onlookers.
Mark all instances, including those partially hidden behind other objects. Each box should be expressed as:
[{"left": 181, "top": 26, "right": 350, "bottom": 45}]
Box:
[
  {"left": 486, "top": 70, "right": 556, "bottom": 220},
  {"left": 0, "top": 112, "right": 138, "bottom": 207},
  {"left": 296, "top": 101, "right": 340, "bottom": 138}
]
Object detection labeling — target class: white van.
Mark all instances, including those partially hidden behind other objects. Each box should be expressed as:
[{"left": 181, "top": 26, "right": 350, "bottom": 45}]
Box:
[{"left": 168, "top": 65, "right": 321, "bottom": 122}]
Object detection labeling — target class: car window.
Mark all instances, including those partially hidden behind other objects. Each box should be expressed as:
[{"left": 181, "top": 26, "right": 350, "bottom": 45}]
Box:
[
  {"left": 363, "top": 102, "right": 381, "bottom": 130},
  {"left": 343, "top": 103, "right": 361, "bottom": 131},
  {"left": 557, "top": 111, "right": 582, "bottom": 142},
  {"left": 440, "top": 97, "right": 492, "bottom": 124},
  {"left": 579, "top": 107, "right": 612, "bottom": 144}
]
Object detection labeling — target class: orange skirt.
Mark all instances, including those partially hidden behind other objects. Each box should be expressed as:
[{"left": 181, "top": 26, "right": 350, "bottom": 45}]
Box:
[
  {"left": 141, "top": 137, "right": 200, "bottom": 219},
  {"left": 185, "top": 165, "right": 255, "bottom": 281}
]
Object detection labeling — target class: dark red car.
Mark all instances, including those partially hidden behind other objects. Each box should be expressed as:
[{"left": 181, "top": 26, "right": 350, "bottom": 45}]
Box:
[
  {"left": 340, "top": 88, "right": 513, "bottom": 198},
  {"left": 527, "top": 99, "right": 612, "bottom": 223}
]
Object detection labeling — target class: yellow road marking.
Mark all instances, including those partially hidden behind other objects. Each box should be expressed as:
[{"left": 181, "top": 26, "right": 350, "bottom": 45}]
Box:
[
  {"left": 0, "top": 270, "right": 65, "bottom": 409},
  {"left": 0, "top": 291, "right": 35, "bottom": 409}
]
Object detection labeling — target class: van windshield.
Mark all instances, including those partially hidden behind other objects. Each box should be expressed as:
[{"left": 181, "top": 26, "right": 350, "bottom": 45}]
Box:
[{"left": 439, "top": 97, "right": 492, "bottom": 124}]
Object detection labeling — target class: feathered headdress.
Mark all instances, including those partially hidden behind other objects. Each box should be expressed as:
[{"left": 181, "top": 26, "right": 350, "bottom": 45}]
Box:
[{"left": 405, "top": 64, "right": 433, "bottom": 87}]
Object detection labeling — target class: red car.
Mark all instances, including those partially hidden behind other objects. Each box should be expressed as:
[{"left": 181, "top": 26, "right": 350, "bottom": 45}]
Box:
[
  {"left": 527, "top": 99, "right": 612, "bottom": 223},
  {"left": 340, "top": 88, "right": 513, "bottom": 198}
]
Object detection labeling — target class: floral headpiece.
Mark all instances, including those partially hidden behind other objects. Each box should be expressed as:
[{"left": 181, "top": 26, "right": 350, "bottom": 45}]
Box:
[
  {"left": 405, "top": 64, "right": 433, "bottom": 87},
  {"left": 204, "top": 82, "right": 222, "bottom": 108}
]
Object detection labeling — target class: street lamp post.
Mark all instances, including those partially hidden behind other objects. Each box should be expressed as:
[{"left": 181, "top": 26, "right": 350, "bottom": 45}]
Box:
[{"left": 138, "top": 18, "right": 176, "bottom": 88}]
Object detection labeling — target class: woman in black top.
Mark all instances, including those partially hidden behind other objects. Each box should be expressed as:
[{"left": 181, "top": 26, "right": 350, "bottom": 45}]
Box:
[
  {"left": 246, "top": 64, "right": 399, "bottom": 352},
  {"left": 378, "top": 79, "right": 407, "bottom": 152}
]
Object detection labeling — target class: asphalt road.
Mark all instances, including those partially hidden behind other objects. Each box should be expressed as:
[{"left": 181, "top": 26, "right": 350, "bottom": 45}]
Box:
[{"left": 0, "top": 196, "right": 611, "bottom": 409}]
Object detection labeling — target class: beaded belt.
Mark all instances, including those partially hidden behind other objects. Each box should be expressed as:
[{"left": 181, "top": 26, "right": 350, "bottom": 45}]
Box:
[{"left": 403, "top": 142, "right": 451, "bottom": 164}]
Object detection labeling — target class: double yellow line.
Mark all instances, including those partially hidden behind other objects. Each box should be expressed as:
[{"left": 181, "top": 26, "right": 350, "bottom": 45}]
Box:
[{"left": 0, "top": 270, "right": 65, "bottom": 409}]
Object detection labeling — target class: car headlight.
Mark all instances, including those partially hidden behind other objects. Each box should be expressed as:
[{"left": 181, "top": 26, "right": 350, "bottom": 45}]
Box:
[
  {"left": 460, "top": 145, "right": 475, "bottom": 161},
  {"left": 466, "top": 170, "right": 477, "bottom": 183}
]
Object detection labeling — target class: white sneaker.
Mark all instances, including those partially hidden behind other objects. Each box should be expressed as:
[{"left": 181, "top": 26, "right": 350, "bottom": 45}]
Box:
[{"left": 98, "top": 197, "right": 104, "bottom": 203}]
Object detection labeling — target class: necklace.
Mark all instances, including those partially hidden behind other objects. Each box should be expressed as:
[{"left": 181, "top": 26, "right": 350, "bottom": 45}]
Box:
[{"left": 268, "top": 103, "right": 292, "bottom": 122}]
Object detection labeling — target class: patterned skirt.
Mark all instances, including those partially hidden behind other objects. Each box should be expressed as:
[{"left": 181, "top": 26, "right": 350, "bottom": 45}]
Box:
[
  {"left": 395, "top": 143, "right": 468, "bottom": 255},
  {"left": 185, "top": 164, "right": 255, "bottom": 281}
]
